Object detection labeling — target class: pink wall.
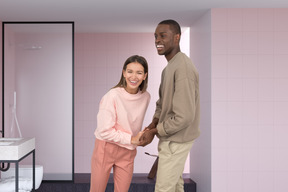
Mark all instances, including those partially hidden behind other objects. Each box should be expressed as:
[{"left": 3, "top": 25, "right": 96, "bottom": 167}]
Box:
[
  {"left": 189, "top": 11, "right": 212, "bottom": 192},
  {"left": 212, "top": 8, "right": 288, "bottom": 192}
]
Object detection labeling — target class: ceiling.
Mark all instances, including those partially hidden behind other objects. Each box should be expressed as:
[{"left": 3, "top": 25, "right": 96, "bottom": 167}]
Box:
[{"left": 0, "top": 0, "right": 288, "bottom": 33}]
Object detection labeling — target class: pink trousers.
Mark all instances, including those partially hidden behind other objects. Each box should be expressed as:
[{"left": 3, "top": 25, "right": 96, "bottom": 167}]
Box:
[{"left": 90, "top": 139, "right": 136, "bottom": 192}]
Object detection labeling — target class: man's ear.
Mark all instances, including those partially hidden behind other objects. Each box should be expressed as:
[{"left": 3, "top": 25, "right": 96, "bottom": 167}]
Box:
[{"left": 175, "top": 34, "right": 180, "bottom": 42}]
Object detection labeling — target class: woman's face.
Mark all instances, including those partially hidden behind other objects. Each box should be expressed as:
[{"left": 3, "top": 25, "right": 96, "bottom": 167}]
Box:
[{"left": 123, "top": 62, "right": 147, "bottom": 94}]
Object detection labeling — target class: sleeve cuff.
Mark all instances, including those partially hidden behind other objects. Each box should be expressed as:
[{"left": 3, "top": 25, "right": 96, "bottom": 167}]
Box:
[
  {"left": 153, "top": 113, "right": 160, "bottom": 120},
  {"left": 122, "top": 132, "right": 132, "bottom": 145},
  {"left": 157, "top": 122, "right": 168, "bottom": 137}
]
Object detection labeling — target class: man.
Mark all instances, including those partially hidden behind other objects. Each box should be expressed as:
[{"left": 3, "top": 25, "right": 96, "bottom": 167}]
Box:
[{"left": 138, "top": 19, "right": 200, "bottom": 192}]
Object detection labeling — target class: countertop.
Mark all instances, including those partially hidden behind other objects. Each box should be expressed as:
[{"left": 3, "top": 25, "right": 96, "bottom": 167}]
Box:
[{"left": 0, "top": 138, "right": 35, "bottom": 161}]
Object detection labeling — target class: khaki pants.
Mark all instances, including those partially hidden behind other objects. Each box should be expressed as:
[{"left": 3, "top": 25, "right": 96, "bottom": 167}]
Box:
[
  {"left": 90, "top": 139, "right": 136, "bottom": 192},
  {"left": 155, "top": 140, "right": 194, "bottom": 192}
]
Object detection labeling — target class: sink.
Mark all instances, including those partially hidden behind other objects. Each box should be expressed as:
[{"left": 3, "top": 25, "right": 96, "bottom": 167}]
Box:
[
  {"left": 0, "top": 138, "right": 22, "bottom": 146},
  {"left": 0, "top": 141, "right": 14, "bottom": 146},
  {"left": 0, "top": 138, "right": 35, "bottom": 160},
  {"left": 0, "top": 138, "right": 23, "bottom": 141}
]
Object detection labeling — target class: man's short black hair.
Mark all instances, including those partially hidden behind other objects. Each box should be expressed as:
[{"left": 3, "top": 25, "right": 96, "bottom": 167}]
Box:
[{"left": 158, "top": 19, "right": 181, "bottom": 35}]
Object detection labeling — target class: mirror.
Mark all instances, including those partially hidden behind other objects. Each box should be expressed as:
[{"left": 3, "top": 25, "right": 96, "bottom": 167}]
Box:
[{"left": 2, "top": 22, "right": 74, "bottom": 180}]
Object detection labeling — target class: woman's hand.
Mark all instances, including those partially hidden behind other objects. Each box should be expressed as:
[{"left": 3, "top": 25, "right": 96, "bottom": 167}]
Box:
[{"left": 131, "top": 131, "right": 144, "bottom": 145}]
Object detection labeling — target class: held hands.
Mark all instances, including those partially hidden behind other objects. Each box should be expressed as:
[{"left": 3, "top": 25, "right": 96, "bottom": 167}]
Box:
[
  {"left": 132, "top": 118, "right": 159, "bottom": 146},
  {"left": 138, "top": 118, "right": 159, "bottom": 147},
  {"left": 131, "top": 131, "right": 144, "bottom": 145},
  {"left": 131, "top": 128, "right": 157, "bottom": 146},
  {"left": 138, "top": 128, "right": 157, "bottom": 147}
]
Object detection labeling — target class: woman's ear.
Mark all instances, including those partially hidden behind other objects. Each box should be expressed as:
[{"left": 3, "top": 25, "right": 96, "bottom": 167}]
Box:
[{"left": 144, "top": 72, "right": 148, "bottom": 80}]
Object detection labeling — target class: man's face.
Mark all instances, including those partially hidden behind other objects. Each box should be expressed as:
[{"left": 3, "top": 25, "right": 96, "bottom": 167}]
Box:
[{"left": 154, "top": 24, "right": 177, "bottom": 57}]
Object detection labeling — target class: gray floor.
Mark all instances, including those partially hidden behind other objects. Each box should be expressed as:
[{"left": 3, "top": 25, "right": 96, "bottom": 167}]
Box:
[{"left": 37, "top": 173, "right": 196, "bottom": 192}]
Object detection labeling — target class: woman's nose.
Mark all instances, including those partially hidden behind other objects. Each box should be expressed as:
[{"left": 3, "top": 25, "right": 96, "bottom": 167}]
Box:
[{"left": 132, "top": 73, "right": 137, "bottom": 78}]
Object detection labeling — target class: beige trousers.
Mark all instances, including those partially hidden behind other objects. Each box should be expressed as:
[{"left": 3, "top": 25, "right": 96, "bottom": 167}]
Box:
[{"left": 155, "top": 140, "right": 194, "bottom": 192}]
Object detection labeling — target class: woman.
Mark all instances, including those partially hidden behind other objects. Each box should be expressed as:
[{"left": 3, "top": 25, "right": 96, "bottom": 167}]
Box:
[{"left": 90, "top": 55, "right": 150, "bottom": 192}]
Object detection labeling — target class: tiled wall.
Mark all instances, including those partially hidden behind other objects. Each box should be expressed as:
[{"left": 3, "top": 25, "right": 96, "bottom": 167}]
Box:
[{"left": 212, "top": 8, "right": 288, "bottom": 192}]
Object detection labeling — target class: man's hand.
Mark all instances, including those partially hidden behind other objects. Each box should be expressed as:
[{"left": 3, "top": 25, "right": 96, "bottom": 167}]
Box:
[{"left": 138, "top": 128, "right": 157, "bottom": 147}]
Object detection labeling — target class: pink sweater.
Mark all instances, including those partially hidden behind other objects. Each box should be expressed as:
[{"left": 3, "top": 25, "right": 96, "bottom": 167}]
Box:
[{"left": 94, "top": 87, "right": 150, "bottom": 150}]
